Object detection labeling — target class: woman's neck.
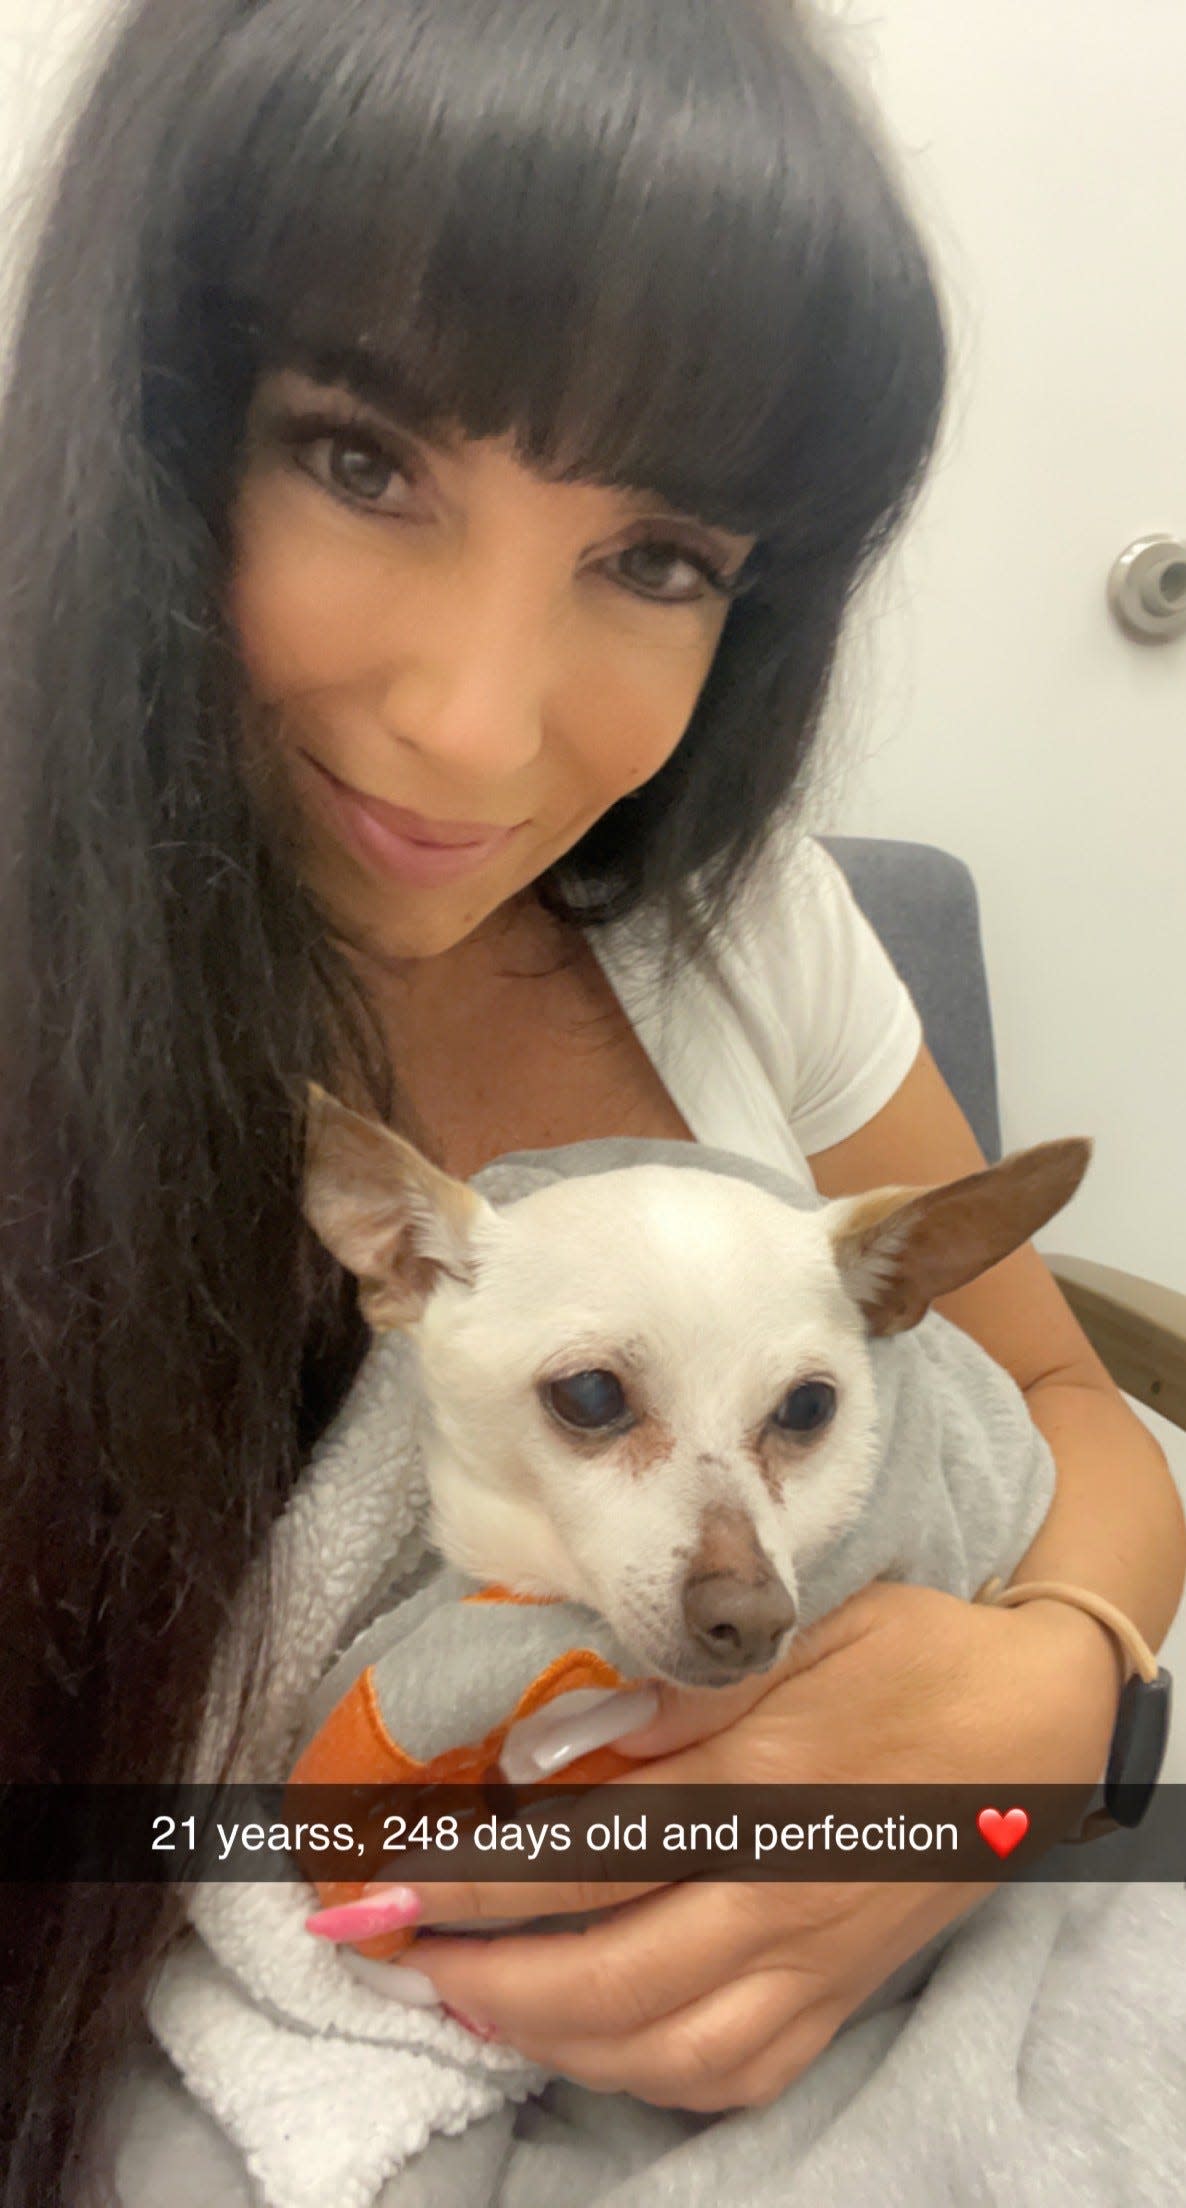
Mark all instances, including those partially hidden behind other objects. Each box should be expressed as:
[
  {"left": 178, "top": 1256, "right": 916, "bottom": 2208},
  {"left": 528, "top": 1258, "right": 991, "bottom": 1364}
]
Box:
[{"left": 358, "top": 893, "right": 583, "bottom": 1022}]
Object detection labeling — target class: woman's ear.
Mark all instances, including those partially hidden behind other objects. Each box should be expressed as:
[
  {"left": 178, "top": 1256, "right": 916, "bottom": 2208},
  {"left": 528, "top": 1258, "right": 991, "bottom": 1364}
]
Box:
[
  {"left": 300, "top": 1082, "right": 491, "bottom": 1330},
  {"left": 825, "top": 1137, "right": 1092, "bottom": 1337}
]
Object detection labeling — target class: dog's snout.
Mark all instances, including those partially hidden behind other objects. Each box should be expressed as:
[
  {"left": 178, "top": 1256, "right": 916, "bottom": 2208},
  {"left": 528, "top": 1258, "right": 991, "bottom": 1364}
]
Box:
[{"left": 682, "top": 1572, "right": 797, "bottom": 1672}]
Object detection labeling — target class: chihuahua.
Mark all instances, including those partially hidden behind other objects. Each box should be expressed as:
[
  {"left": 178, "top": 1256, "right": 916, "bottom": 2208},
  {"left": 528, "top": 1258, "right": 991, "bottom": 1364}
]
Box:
[{"left": 301, "top": 1084, "right": 1090, "bottom": 1694}]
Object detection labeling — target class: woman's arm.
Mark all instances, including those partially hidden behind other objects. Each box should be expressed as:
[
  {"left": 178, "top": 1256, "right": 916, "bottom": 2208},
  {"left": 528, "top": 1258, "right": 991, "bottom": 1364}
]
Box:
[{"left": 806, "top": 1040, "right": 1186, "bottom": 1662}]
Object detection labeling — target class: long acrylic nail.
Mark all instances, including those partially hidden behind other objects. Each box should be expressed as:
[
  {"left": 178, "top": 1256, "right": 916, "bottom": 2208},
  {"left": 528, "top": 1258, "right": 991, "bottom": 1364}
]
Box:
[
  {"left": 499, "top": 1685, "right": 661, "bottom": 1782},
  {"left": 306, "top": 1886, "right": 423, "bottom": 1942}
]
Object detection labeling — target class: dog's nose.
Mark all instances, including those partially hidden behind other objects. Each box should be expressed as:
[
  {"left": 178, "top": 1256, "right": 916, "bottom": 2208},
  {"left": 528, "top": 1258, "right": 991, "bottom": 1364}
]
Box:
[{"left": 682, "top": 1572, "right": 797, "bottom": 1671}]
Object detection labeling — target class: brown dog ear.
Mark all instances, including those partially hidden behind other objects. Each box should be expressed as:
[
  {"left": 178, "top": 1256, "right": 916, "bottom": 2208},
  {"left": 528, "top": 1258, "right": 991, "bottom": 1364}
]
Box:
[
  {"left": 301, "top": 1082, "right": 489, "bottom": 1331},
  {"left": 826, "top": 1138, "right": 1092, "bottom": 1337}
]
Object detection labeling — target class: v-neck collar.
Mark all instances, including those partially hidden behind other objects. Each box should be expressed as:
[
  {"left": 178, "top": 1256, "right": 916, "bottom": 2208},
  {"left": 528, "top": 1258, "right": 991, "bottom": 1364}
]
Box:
[{"left": 584, "top": 912, "right": 812, "bottom": 1185}]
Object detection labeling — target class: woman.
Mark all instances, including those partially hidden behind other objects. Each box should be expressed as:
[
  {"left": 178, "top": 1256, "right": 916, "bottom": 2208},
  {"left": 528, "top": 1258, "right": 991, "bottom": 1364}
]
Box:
[{"left": 1, "top": 0, "right": 1181, "bottom": 2199}]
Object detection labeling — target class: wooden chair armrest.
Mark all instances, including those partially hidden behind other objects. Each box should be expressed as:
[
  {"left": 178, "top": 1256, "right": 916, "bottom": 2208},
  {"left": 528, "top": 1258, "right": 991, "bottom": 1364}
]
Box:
[{"left": 1046, "top": 1254, "right": 1186, "bottom": 1431}]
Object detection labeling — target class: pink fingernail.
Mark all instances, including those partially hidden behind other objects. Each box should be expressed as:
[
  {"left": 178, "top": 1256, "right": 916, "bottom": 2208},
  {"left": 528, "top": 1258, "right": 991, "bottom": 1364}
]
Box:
[{"left": 306, "top": 1887, "right": 423, "bottom": 1942}]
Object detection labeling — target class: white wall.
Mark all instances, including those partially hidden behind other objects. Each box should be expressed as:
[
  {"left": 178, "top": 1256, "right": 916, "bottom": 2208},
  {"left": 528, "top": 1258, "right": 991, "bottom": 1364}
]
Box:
[
  {"left": 0, "top": 3, "right": 109, "bottom": 183},
  {"left": 811, "top": 2, "right": 1185, "bottom": 1269},
  {"left": 807, "top": 1, "right": 1186, "bottom": 1763}
]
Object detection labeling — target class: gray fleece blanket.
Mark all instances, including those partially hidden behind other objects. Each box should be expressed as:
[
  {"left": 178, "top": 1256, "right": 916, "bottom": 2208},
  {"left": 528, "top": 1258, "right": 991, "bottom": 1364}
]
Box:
[{"left": 109, "top": 1140, "right": 1186, "bottom": 2208}]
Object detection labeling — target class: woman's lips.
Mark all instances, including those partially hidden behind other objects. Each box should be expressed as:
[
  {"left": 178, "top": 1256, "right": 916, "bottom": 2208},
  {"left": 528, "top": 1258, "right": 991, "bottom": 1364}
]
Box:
[{"left": 302, "top": 755, "right": 525, "bottom": 888}]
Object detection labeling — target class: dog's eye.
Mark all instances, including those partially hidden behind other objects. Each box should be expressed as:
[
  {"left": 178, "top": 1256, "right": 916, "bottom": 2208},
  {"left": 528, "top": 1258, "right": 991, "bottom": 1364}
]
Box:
[
  {"left": 772, "top": 1380, "right": 837, "bottom": 1436},
  {"left": 542, "top": 1370, "right": 629, "bottom": 1432}
]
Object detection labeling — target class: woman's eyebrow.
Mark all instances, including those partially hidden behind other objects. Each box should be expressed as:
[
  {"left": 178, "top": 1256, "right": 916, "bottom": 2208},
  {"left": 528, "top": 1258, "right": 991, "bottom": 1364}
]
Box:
[{"left": 276, "top": 341, "right": 463, "bottom": 448}]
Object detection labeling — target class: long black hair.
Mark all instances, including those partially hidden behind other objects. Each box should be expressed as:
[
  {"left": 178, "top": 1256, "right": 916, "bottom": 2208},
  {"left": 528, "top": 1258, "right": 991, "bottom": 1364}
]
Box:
[{"left": 0, "top": 1, "right": 947, "bottom": 2195}]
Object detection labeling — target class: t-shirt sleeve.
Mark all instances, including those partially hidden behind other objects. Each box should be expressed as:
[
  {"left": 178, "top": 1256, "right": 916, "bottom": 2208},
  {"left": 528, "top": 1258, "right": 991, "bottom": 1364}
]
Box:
[{"left": 734, "top": 833, "right": 924, "bottom": 1157}]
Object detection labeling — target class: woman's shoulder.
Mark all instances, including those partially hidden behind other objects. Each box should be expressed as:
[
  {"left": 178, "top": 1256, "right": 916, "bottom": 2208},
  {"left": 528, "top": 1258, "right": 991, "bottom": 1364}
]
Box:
[
  {"left": 711, "top": 822, "right": 924, "bottom": 1152},
  {"left": 718, "top": 822, "right": 881, "bottom": 986}
]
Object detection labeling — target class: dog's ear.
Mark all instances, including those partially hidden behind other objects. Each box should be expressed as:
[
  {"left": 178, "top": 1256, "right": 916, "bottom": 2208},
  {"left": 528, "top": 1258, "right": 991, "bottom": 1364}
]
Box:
[
  {"left": 300, "top": 1082, "right": 491, "bottom": 1331},
  {"left": 825, "top": 1138, "right": 1092, "bottom": 1337}
]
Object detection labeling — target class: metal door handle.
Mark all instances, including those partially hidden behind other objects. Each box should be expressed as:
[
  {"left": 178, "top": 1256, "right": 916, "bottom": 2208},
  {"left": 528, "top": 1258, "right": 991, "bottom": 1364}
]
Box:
[{"left": 1107, "top": 535, "right": 1186, "bottom": 642}]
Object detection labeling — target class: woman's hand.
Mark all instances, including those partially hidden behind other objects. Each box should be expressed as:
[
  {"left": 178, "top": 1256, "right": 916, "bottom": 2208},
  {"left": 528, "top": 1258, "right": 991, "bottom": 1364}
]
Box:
[{"left": 333, "top": 1582, "right": 1122, "bottom": 2109}]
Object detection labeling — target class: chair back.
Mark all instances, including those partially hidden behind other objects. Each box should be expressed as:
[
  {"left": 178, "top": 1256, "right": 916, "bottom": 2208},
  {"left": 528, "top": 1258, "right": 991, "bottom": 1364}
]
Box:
[{"left": 820, "top": 836, "right": 1003, "bottom": 1163}]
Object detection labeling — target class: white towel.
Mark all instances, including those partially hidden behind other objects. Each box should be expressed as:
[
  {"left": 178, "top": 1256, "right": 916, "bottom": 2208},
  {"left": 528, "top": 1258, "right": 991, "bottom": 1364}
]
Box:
[{"left": 149, "top": 1302, "right": 549, "bottom": 2208}]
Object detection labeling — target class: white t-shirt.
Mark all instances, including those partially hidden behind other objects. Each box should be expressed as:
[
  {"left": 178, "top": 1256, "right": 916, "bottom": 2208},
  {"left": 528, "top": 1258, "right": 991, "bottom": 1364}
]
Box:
[{"left": 589, "top": 831, "right": 923, "bottom": 1189}]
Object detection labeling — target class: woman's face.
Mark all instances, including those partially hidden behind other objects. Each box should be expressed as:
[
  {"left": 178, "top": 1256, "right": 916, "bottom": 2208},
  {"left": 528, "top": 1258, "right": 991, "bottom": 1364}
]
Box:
[{"left": 227, "top": 369, "right": 755, "bottom": 960}]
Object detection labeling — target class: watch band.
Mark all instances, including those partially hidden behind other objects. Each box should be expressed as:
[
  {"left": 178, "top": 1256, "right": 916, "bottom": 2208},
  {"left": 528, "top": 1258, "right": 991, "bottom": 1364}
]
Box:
[{"left": 974, "top": 1576, "right": 1173, "bottom": 1838}]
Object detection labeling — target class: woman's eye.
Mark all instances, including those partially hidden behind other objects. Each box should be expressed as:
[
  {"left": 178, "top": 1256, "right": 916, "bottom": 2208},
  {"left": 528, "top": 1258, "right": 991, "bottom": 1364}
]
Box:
[
  {"left": 542, "top": 1370, "right": 631, "bottom": 1433},
  {"left": 612, "top": 540, "right": 735, "bottom": 606},
  {"left": 285, "top": 420, "right": 416, "bottom": 515},
  {"left": 275, "top": 408, "right": 749, "bottom": 602},
  {"left": 771, "top": 1380, "right": 837, "bottom": 1437}
]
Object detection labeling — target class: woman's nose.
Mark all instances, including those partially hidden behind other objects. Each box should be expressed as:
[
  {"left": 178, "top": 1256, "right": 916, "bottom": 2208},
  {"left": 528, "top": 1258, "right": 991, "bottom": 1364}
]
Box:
[{"left": 372, "top": 587, "right": 551, "bottom": 783}]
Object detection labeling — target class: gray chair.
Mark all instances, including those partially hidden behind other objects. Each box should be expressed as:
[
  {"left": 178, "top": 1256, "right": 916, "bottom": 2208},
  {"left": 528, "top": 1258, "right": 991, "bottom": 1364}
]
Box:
[{"left": 820, "top": 835, "right": 1186, "bottom": 1436}]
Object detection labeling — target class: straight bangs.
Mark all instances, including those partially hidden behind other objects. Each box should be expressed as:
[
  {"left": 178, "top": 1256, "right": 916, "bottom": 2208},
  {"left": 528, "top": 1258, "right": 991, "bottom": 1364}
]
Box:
[{"left": 163, "top": 0, "right": 945, "bottom": 567}]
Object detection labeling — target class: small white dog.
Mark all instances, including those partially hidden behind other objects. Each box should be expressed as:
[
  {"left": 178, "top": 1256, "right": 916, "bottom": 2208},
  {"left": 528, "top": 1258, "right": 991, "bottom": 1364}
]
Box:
[{"left": 302, "top": 1084, "right": 1090, "bottom": 1691}]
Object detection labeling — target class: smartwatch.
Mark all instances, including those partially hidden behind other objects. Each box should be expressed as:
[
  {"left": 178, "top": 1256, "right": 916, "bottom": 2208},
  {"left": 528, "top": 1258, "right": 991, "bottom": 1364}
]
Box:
[{"left": 1077, "top": 1664, "right": 1174, "bottom": 1839}]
